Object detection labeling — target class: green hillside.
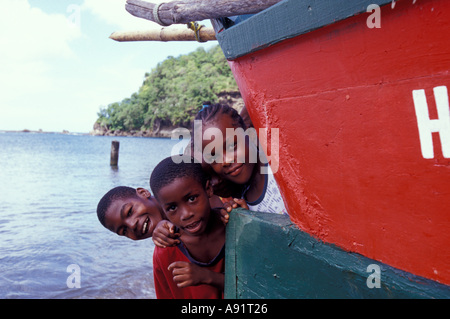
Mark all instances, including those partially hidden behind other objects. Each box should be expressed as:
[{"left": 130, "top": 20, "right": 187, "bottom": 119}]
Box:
[{"left": 95, "top": 45, "right": 239, "bottom": 134}]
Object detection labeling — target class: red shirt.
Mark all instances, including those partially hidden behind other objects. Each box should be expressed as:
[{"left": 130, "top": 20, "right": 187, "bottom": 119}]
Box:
[{"left": 153, "top": 244, "right": 225, "bottom": 299}]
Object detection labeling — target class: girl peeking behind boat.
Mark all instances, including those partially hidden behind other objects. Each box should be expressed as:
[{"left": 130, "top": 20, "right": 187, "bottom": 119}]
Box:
[{"left": 153, "top": 103, "right": 287, "bottom": 248}]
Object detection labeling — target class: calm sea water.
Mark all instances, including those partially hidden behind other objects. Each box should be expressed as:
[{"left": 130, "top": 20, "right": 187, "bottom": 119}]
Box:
[{"left": 0, "top": 131, "right": 186, "bottom": 299}]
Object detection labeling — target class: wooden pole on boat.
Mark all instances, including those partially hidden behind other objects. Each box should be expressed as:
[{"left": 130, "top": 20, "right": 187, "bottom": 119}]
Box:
[
  {"left": 110, "top": 25, "right": 216, "bottom": 42},
  {"left": 110, "top": 141, "right": 120, "bottom": 166},
  {"left": 125, "top": 0, "right": 283, "bottom": 26}
]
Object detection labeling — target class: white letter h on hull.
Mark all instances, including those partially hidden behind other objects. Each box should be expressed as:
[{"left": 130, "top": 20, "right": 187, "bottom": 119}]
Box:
[{"left": 412, "top": 86, "right": 450, "bottom": 159}]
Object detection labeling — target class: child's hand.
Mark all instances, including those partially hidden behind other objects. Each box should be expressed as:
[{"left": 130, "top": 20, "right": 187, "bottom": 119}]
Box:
[
  {"left": 152, "top": 220, "right": 180, "bottom": 248},
  {"left": 167, "top": 261, "right": 204, "bottom": 288},
  {"left": 218, "top": 207, "right": 230, "bottom": 225},
  {"left": 168, "top": 261, "right": 224, "bottom": 290},
  {"left": 220, "top": 198, "right": 249, "bottom": 225}
]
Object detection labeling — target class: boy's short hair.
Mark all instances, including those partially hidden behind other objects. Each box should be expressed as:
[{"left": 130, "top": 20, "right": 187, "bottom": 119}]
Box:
[
  {"left": 97, "top": 186, "right": 137, "bottom": 227},
  {"left": 150, "top": 155, "right": 208, "bottom": 199}
]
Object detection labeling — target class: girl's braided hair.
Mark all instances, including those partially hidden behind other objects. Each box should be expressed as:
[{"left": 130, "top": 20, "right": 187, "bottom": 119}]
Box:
[{"left": 193, "top": 103, "right": 246, "bottom": 130}]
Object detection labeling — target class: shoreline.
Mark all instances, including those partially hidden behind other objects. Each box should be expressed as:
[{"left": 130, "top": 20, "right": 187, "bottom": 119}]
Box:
[
  {"left": 89, "top": 126, "right": 189, "bottom": 138},
  {"left": 0, "top": 128, "right": 183, "bottom": 139},
  {"left": 0, "top": 129, "right": 88, "bottom": 135}
]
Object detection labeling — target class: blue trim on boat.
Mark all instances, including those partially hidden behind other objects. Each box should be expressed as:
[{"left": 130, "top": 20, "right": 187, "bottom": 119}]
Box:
[{"left": 216, "top": 0, "right": 393, "bottom": 60}]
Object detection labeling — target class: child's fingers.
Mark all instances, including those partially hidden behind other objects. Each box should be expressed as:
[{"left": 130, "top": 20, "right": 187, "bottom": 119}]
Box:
[
  {"left": 221, "top": 214, "right": 229, "bottom": 225},
  {"left": 158, "top": 225, "right": 180, "bottom": 239},
  {"left": 230, "top": 201, "right": 240, "bottom": 211},
  {"left": 168, "top": 225, "right": 181, "bottom": 237},
  {"left": 218, "top": 208, "right": 230, "bottom": 225},
  {"left": 168, "top": 262, "right": 192, "bottom": 287},
  {"left": 164, "top": 236, "right": 180, "bottom": 246},
  {"left": 166, "top": 238, "right": 181, "bottom": 246},
  {"left": 220, "top": 207, "right": 229, "bottom": 217},
  {"left": 153, "top": 235, "right": 179, "bottom": 247},
  {"left": 163, "top": 221, "right": 174, "bottom": 231},
  {"left": 168, "top": 261, "right": 189, "bottom": 272},
  {"left": 176, "top": 281, "right": 191, "bottom": 288},
  {"left": 222, "top": 201, "right": 234, "bottom": 212},
  {"left": 222, "top": 198, "right": 248, "bottom": 212},
  {"left": 153, "top": 237, "right": 169, "bottom": 248},
  {"left": 152, "top": 242, "right": 166, "bottom": 248},
  {"left": 166, "top": 231, "right": 181, "bottom": 239},
  {"left": 163, "top": 221, "right": 180, "bottom": 237},
  {"left": 233, "top": 198, "right": 249, "bottom": 210}
]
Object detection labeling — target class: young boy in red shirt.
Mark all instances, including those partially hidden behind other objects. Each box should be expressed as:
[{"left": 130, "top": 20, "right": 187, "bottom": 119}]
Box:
[
  {"left": 96, "top": 159, "right": 247, "bottom": 298},
  {"left": 150, "top": 155, "right": 228, "bottom": 299}
]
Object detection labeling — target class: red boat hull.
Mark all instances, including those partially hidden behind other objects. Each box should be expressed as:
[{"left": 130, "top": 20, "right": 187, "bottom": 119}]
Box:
[{"left": 228, "top": 0, "right": 450, "bottom": 285}]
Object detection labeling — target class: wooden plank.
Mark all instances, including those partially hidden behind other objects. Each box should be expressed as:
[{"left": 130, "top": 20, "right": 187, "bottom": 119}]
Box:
[
  {"left": 125, "top": 0, "right": 282, "bottom": 26},
  {"left": 110, "top": 26, "right": 216, "bottom": 42},
  {"left": 225, "top": 209, "right": 450, "bottom": 298},
  {"left": 216, "top": 0, "right": 393, "bottom": 60},
  {"left": 224, "top": 211, "right": 237, "bottom": 299}
]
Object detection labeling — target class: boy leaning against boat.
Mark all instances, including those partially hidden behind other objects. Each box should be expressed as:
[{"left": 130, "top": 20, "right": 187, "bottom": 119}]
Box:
[
  {"left": 96, "top": 156, "right": 247, "bottom": 299},
  {"left": 96, "top": 104, "right": 288, "bottom": 299}
]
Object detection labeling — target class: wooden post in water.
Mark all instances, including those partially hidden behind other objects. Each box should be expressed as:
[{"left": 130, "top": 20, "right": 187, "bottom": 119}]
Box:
[{"left": 110, "top": 141, "right": 120, "bottom": 166}]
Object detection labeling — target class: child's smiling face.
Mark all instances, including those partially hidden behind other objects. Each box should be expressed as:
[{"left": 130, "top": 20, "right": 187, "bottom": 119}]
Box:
[
  {"left": 202, "top": 114, "right": 256, "bottom": 185},
  {"left": 156, "top": 176, "right": 213, "bottom": 236},
  {"left": 104, "top": 188, "right": 164, "bottom": 240}
]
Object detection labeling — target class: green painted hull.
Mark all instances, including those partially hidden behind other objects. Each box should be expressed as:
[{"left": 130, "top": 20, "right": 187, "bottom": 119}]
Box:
[{"left": 225, "top": 209, "right": 450, "bottom": 299}]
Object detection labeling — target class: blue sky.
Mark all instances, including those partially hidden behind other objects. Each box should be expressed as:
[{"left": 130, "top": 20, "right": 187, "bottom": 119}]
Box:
[{"left": 0, "top": 0, "right": 215, "bottom": 133}]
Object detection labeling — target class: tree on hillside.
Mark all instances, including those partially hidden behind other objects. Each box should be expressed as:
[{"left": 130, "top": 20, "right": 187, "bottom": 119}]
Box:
[{"left": 96, "top": 45, "right": 239, "bottom": 132}]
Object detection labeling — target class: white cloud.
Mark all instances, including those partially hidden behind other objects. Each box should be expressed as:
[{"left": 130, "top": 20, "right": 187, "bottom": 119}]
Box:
[
  {"left": 0, "top": 0, "right": 156, "bottom": 132},
  {"left": 82, "top": 0, "right": 164, "bottom": 31},
  {"left": 0, "top": 0, "right": 81, "bottom": 62},
  {"left": 0, "top": 0, "right": 215, "bottom": 133},
  {"left": 0, "top": 0, "right": 82, "bottom": 118}
]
